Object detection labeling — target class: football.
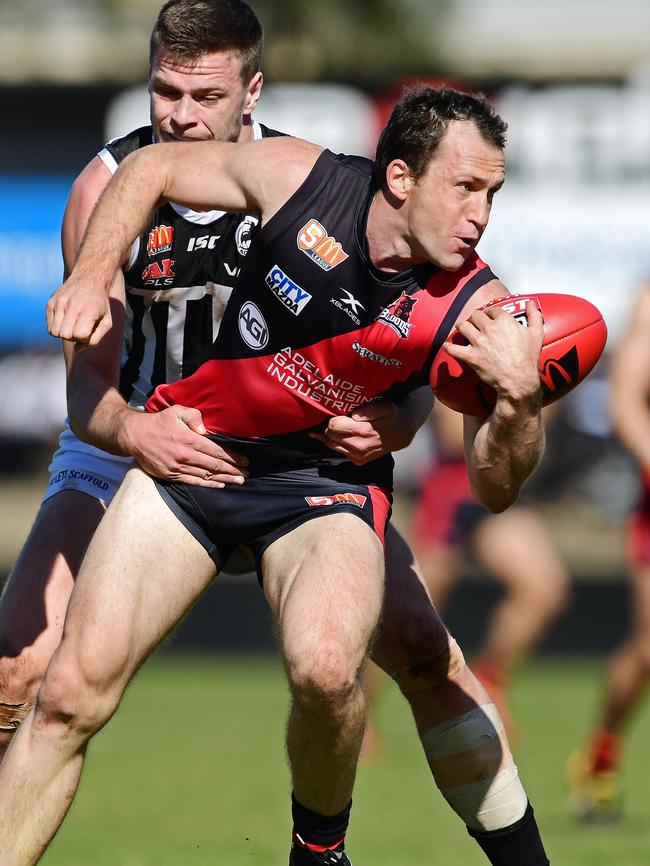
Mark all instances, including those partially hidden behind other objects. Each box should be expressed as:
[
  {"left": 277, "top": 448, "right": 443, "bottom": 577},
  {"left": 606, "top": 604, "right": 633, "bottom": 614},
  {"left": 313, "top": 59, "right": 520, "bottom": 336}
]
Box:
[{"left": 431, "top": 293, "right": 608, "bottom": 416}]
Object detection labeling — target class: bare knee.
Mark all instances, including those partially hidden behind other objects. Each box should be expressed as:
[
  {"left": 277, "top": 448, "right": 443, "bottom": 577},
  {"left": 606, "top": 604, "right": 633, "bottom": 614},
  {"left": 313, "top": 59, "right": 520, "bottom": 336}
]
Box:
[
  {"left": 0, "top": 648, "right": 48, "bottom": 712},
  {"left": 34, "top": 658, "right": 121, "bottom": 742},
  {"left": 390, "top": 630, "right": 467, "bottom": 695},
  {"left": 286, "top": 641, "right": 360, "bottom": 714}
]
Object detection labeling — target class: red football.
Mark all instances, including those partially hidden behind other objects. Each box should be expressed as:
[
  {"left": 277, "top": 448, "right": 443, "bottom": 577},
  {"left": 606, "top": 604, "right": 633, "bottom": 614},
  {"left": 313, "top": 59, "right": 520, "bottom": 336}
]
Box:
[{"left": 431, "top": 293, "right": 608, "bottom": 416}]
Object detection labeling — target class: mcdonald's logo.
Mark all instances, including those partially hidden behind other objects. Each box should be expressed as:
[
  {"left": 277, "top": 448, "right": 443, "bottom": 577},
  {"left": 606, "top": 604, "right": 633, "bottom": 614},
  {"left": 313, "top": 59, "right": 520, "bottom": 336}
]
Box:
[
  {"left": 297, "top": 218, "right": 349, "bottom": 271},
  {"left": 539, "top": 345, "right": 579, "bottom": 395},
  {"left": 147, "top": 224, "right": 174, "bottom": 257}
]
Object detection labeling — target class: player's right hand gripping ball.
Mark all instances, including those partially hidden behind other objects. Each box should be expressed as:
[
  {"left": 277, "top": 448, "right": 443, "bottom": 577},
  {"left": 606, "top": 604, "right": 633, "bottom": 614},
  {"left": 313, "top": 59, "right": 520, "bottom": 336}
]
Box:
[{"left": 431, "top": 293, "right": 608, "bottom": 416}]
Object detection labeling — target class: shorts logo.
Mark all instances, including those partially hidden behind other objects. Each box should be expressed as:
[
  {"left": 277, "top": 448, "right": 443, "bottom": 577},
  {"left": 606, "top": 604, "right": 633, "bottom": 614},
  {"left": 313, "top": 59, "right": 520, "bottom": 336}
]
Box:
[
  {"left": 147, "top": 224, "right": 174, "bottom": 256},
  {"left": 239, "top": 301, "right": 269, "bottom": 350},
  {"left": 142, "top": 259, "right": 175, "bottom": 284},
  {"left": 48, "top": 469, "right": 110, "bottom": 492},
  {"left": 297, "top": 219, "right": 349, "bottom": 270},
  {"left": 265, "top": 265, "right": 312, "bottom": 316},
  {"left": 352, "top": 341, "right": 402, "bottom": 367},
  {"left": 236, "top": 215, "right": 260, "bottom": 257},
  {"left": 377, "top": 291, "right": 418, "bottom": 338},
  {"left": 330, "top": 289, "right": 365, "bottom": 325},
  {"left": 305, "top": 493, "right": 367, "bottom": 507}
]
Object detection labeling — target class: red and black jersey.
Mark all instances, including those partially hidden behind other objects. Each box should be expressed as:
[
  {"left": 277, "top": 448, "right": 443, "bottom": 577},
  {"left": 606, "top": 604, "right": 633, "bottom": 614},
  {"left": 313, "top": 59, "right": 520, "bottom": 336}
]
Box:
[
  {"left": 147, "top": 149, "right": 496, "bottom": 472},
  {"left": 98, "top": 122, "right": 283, "bottom": 408}
]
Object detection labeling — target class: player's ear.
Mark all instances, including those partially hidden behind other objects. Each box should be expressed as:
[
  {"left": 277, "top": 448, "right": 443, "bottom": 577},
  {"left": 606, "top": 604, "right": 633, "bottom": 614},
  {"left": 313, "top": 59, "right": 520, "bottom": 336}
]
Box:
[
  {"left": 243, "top": 71, "right": 263, "bottom": 115},
  {"left": 385, "top": 159, "right": 413, "bottom": 202}
]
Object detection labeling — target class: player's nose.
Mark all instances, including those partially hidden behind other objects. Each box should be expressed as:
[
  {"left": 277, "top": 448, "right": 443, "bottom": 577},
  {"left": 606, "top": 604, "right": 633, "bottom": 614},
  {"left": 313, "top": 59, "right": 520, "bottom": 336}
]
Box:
[{"left": 171, "top": 95, "right": 197, "bottom": 128}]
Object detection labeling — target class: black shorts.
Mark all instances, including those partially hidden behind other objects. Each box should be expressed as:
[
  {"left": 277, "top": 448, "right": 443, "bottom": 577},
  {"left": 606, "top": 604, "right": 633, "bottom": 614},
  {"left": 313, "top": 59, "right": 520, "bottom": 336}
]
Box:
[{"left": 154, "top": 465, "right": 392, "bottom": 581}]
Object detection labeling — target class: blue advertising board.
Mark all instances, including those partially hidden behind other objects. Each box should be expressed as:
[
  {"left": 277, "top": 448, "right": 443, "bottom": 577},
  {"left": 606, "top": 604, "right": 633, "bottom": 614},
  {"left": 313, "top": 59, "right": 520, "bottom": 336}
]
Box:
[{"left": 0, "top": 175, "right": 72, "bottom": 347}]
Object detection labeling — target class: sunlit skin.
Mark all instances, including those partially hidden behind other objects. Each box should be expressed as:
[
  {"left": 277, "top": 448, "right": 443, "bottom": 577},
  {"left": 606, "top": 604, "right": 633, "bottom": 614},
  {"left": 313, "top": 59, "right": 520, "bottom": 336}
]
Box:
[
  {"left": 369, "top": 120, "right": 505, "bottom": 273},
  {"left": 149, "top": 47, "right": 263, "bottom": 145}
]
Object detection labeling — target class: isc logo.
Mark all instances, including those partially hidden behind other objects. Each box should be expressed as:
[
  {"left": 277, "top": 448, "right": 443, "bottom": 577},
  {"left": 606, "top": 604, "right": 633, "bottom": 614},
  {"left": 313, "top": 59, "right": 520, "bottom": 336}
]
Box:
[
  {"left": 305, "top": 493, "right": 367, "bottom": 508},
  {"left": 187, "top": 234, "right": 221, "bottom": 252},
  {"left": 238, "top": 301, "right": 269, "bottom": 350},
  {"left": 297, "top": 219, "right": 349, "bottom": 271},
  {"left": 265, "top": 265, "right": 312, "bottom": 315}
]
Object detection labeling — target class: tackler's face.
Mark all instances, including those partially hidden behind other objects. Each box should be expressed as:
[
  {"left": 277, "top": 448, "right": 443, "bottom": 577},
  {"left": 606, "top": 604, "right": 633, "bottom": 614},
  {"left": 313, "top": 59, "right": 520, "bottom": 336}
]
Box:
[
  {"left": 405, "top": 120, "right": 505, "bottom": 271},
  {"left": 149, "top": 47, "right": 262, "bottom": 145}
]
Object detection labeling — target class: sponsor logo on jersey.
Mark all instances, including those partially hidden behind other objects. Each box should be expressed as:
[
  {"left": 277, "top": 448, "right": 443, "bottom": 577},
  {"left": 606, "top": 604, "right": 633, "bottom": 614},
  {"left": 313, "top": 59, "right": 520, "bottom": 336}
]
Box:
[
  {"left": 377, "top": 291, "right": 418, "bottom": 338},
  {"left": 236, "top": 215, "right": 260, "bottom": 256},
  {"left": 330, "top": 289, "right": 365, "bottom": 325},
  {"left": 351, "top": 341, "right": 402, "bottom": 367},
  {"left": 147, "top": 225, "right": 174, "bottom": 256},
  {"left": 187, "top": 234, "right": 221, "bottom": 252},
  {"left": 142, "top": 258, "right": 175, "bottom": 286},
  {"left": 265, "top": 266, "right": 312, "bottom": 316},
  {"left": 305, "top": 493, "right": 367, "bottom": 508},
  {"left": 265, "top": 346, "right": 366, "bottom": 412},
  {"left": 239, "top": 301, "right": 269, "bottom": 350},
  {"left": 297, "top": 218, "right": 349, "bottom": 271}
]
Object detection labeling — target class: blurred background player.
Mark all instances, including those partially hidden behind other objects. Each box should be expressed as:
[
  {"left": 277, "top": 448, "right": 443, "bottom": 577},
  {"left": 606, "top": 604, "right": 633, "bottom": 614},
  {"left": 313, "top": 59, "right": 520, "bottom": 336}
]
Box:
[
  {"left": 568, "top": 282, "right": 650, "bottom": 821},
  {"left": 363, "top": 400, "right": 569, "bottom": 756}
]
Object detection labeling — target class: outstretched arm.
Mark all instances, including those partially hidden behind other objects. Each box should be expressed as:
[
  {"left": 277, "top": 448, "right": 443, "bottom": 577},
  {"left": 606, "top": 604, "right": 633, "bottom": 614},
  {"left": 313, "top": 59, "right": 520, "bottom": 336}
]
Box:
[
  {"left": 47, "top": 136, "right": 322, "bottom": 346},
  {"left": 61, "top": 156, "right": 249, "bottom": 487}
]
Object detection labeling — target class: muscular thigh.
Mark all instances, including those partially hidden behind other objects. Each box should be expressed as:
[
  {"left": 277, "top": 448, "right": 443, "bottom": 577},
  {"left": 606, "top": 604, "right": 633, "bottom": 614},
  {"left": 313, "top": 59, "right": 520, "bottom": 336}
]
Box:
[
  {"left": 262, "top": 513, "right": 385, "bottom": 666},
  {"left": 59, "top": 468, "right": 216, "bottom": 689},
  {"left": 0, "top": 491, "right": 105, "bottom": 655}
]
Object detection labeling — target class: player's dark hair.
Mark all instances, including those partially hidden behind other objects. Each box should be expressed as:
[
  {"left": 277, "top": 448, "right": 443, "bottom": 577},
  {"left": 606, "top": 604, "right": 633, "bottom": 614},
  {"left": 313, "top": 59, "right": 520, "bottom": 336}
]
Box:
[
  {"left": 149, "top": 0, "right": 264, "bottom": 82},
  {"left": 373, "top": 86, "right": 507, "bottom": 190}
]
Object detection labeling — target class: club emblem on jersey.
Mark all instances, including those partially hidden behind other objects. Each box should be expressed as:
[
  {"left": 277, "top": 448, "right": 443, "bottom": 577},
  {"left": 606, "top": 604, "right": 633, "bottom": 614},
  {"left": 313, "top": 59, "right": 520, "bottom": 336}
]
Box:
[
  {"left": 239, "top": 301, "right": 269, "bottom": 350},
  {"left": 142, "top": 258, "right": 175, "bottom": 286},
  {"left": 236, "top": 215, "right": 260, "bottom": 257},
  {"left": 297, "top": 219, "right": 349, "bottom": 271},
  {"left": 330, "top": 289, "right": 365, "bottom": 326},
  {"left": 377, "top": 292, "right": 418, "bottom": 339},
  {"left": 146, "top": 224, "right": 174, "bottom": 257},
  {"left": 266, "top": 266, "right": 312, "bottom": 316}
]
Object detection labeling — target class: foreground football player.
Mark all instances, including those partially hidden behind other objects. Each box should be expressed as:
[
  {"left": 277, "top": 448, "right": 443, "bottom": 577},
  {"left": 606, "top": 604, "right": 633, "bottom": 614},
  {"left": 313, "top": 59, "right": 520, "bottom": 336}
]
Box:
[{"left": 0, "top": 88, "right": 550, "bottom": 865}]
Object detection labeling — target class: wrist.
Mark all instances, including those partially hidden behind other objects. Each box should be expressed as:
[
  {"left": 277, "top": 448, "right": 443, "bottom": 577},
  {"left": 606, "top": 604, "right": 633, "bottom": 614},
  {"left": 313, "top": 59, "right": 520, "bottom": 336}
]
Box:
[{"left": 116, "top": 407, "right": 146, "bottom": 458}]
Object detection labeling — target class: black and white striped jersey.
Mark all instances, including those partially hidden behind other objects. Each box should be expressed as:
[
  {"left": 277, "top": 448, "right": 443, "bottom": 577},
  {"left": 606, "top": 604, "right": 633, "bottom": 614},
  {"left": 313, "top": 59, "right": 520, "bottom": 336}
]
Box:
[{"left": 98, "top": 121, "right": 283, "bottom": 408}]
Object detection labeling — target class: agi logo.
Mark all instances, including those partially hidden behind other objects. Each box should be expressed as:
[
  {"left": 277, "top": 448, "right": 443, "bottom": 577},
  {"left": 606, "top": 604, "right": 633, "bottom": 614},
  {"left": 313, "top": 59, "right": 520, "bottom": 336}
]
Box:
[
  {"left": 239, "top": 301, "right": 269, "bottom": 350},
  {"left": 298, "top": 219, "right": 349, "bottom": 271},
  {"left": 265, "top": 265, "right": 312, "bottom": 316},
  {"left": 147, "top": 225, "right": 174, "bottom": 257},
  {"left": 305, "top": 493, "right": 367, "bottom": 508}
]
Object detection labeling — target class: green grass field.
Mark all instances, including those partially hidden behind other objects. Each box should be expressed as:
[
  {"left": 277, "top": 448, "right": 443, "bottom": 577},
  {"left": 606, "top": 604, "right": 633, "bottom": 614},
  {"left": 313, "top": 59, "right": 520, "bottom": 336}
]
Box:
[{"left": 39, "top": 654, "right": 650, "bottom": 866}]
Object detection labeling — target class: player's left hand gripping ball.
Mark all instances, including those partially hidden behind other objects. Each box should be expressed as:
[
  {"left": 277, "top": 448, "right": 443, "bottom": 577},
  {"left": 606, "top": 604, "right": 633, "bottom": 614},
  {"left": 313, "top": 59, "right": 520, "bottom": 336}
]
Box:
[{"left": 431, "top": 293, "right": 608, "bottom": 416}]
